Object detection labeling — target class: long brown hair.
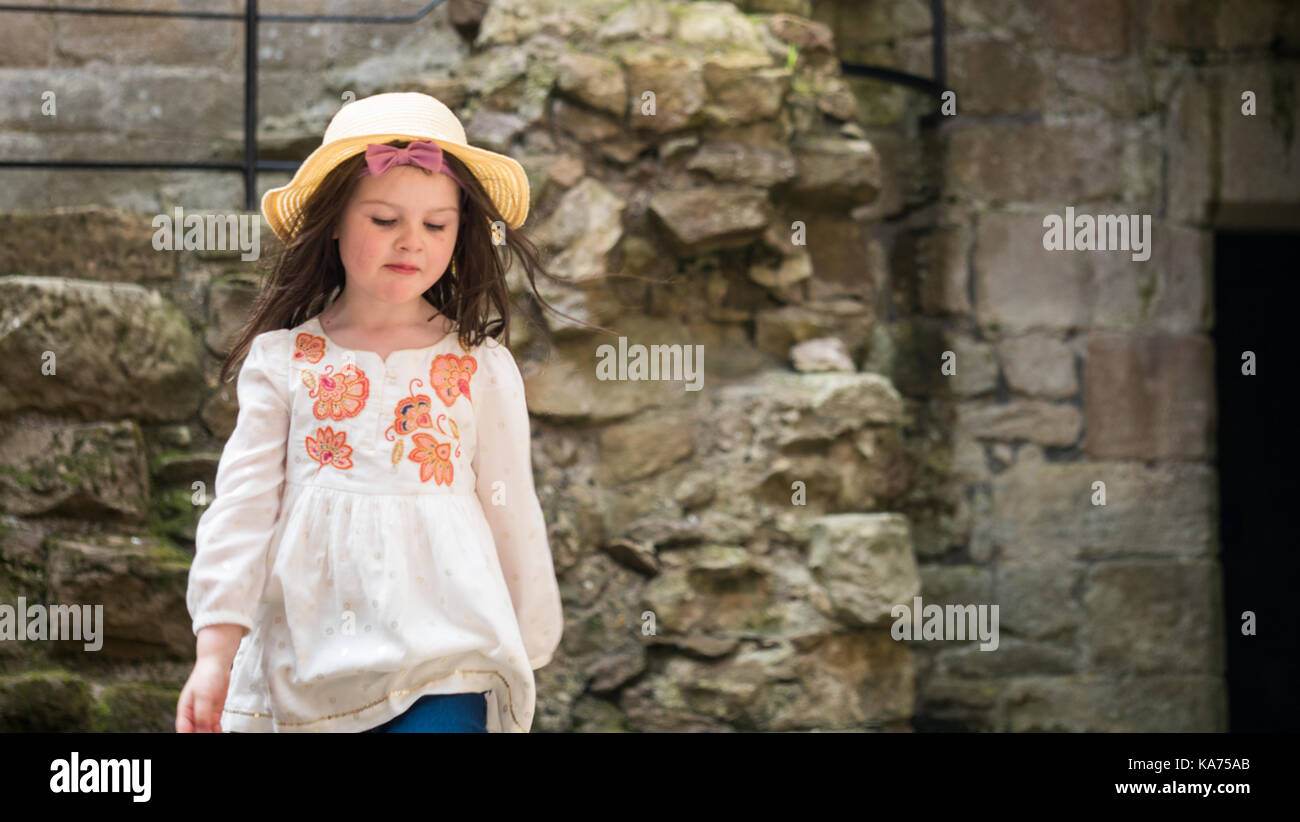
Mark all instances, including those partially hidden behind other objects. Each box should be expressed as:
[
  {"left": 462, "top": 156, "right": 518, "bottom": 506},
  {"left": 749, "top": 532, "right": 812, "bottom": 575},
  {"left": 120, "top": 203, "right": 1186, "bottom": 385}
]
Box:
[{"left": 218, "top": 139, "right": 617, "bottom": 385}]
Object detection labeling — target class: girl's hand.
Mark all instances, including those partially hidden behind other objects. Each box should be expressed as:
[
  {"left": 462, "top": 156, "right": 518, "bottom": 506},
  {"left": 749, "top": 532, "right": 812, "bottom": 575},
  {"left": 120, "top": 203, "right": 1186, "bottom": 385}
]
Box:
[{"left": 176, "top": 656, "right": 233, "bottom": 733}]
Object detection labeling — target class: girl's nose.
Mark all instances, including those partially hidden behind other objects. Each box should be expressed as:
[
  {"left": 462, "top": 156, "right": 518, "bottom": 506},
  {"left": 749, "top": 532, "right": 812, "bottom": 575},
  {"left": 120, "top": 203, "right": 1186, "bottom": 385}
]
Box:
[{"left": 396, "top": 222, "right": 423, "bottom": 251}]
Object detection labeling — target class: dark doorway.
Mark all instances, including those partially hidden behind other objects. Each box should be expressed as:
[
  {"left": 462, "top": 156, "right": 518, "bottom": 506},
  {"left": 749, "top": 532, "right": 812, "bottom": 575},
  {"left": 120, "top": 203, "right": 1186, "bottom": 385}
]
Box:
[{"left": 1213, "top": 230, "right": 1300, "bottom": 732}]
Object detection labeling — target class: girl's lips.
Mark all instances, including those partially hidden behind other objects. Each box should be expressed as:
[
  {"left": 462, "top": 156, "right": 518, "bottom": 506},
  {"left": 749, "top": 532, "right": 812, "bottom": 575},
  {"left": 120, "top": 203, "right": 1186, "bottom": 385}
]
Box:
[{"left": 384, "top": 264, "right": 419, "bottom": 273}]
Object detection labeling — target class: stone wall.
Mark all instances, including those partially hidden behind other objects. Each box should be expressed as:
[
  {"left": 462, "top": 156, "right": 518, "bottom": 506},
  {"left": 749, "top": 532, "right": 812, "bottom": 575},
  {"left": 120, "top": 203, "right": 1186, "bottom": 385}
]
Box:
[
  {"left": 0, "top": 0, "right": 911, "bottom": 732},
  {"left": 816, "top": 0, "right": 1299, "bottom": 730},
  {"left": 0, "top": 0, "right": 1293, "bottom": 732}
]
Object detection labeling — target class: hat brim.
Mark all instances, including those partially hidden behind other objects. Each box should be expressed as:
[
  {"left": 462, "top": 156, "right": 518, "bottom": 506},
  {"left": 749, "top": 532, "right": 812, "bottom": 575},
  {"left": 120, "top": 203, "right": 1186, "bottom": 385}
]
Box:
[{"left": 261, "top": 133, "right": 531, "bottom": 244}]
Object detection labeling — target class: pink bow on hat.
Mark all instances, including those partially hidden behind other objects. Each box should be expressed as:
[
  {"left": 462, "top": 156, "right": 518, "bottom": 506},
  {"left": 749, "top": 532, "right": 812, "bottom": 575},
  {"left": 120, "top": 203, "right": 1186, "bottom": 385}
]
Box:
[{"left": 357, "top": 140, "right": 463, "bottom": 190}]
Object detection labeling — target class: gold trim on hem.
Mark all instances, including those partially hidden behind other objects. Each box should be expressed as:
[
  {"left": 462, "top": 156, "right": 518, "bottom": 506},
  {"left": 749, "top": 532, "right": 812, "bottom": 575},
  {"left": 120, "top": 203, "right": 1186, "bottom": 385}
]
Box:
[{"left": 223, "top": 667, "right": 525, "bottom": 730}]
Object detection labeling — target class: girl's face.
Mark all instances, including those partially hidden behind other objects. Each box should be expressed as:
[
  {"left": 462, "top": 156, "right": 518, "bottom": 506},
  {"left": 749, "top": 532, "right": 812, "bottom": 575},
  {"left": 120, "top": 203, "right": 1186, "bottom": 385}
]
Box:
[{"left": 331, "top": 164, "right": 461, "bottom": 310}]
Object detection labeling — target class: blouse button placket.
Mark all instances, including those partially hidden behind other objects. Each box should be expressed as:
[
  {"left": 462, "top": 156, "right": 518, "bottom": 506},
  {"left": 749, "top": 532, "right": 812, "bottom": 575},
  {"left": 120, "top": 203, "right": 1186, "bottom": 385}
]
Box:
[
  {"left": 375, "top": 353, "right": 391, "bottom": 449},
  {"left": 340, "top": 350, "right": 373, "bottom": 456}
]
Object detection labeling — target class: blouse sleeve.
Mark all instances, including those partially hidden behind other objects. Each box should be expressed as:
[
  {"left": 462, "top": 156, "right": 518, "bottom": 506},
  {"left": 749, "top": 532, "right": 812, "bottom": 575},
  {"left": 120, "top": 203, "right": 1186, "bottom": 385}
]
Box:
[
  {"left": 187, "top": 330, "right": 292, "bottom": 637},
  {"left": 472, "top": 340, "right": 564, "bottom": 669}
]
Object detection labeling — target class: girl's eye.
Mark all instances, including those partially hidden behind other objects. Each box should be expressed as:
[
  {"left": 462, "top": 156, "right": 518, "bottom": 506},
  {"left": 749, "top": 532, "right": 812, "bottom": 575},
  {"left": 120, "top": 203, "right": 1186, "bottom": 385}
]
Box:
[{"left": 370, "top": 218, "right": 444, "bottom": 231}]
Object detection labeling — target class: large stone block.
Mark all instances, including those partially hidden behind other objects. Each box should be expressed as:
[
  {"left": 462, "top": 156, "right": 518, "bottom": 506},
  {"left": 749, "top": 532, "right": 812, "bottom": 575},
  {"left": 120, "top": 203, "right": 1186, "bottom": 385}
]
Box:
[
  {"left": 996, "top": 562, "right": 1085, "bottom": 642},
  {"left": 947, "top": 35, "right": 1048, "bottom": 115},
  {"left": 947, "top": 121, "right": 1124, "bottom": 204},
  {"left": 699, "top": 53, "right": 790, "bottom": 127},
  {"left": 814, "top": 0, "right": 932, "bottom": 51},
  {"left": 754, "top": 300, "right": 874, "bottom": 363},
  {"left": 780, "top": 137, "right": 882, "bottom": 208},
  {"left": 807, "top": 512, "right": 920, "bottom": 627},
  {"left": 762, "top": 11, "right": 832, "bottom": 54},
  {"left": 554, "top": 51, "right": 628, "bottom": 117},
  {"left": 937, "top": 637, "right": 1079, "bottom": 677},
  {"left": 1145, "top": 0, "right": 1214, "bottom": 48},
  {"left": 974, "top": 213, "right": 1211, "bottom": 334},
  {"left": 598, "top": 412, "right": 696, "bottom": 483},
  {"left": 205, "top": 275, "right": 263, "bottom": 357},
  {"left": 914, "top": 675, "right": 1001, "bottom": 732},
  {"left": 0, "top": 12, "right": 54, "bottom": 68},
  {"left": 1004, "top": 674, "right": 1226, "bottom": 731},
  {"left": 998, "top": 333, "right": 1079, "bottom": 398},
  {"left": 0, "top": 207, "right": 175, "bottom": 282},
  {"left": 946, "top": 336, "right": 998, "bottom": 397},
  {"left": 1142, "top": 224, "right": 1212, "bottom": 334},
  {"left": 475, "top": 0, "right": 628, "bottom": 47},
  {"left": 1166, "top": 71, "right": 1213, "bottom": 222},
  {"left": 596, "top": 0, "right": 674, "bottom": 43},
  {"left": 673, "top": 0, "right": 769, "bottom": 52},
  {"left": 849, "top": 129, "right": 908, "bottom": 221},
  {"left": 1025, "top": 0, "right": 1129, "bottom": 57},
  {"left": 0, "top": 515, "right": 48, "bottom": 666},
  {"left": 1219, "top": 62, "right": 1300, "bottom": 206},
  {"left": 917, "top": 220, "right": 973, "bottom": 316},
  {"left": 0, "top": 70, "right": 163, "bottom": 137},
  {"left": 1055, "top": 55, "right": 1153, "bottom": 119},
  {"left": 1083, "top": 559, "right": 1225, "bottom": 675},
  {"left": 551, "top": 94, "right": 619, "bottom": 143},
  {"left": 641, "top": 545, "right": 839, "bottom": 644},
  {"left": 94, "top": 682, "right": 182, "bottom": 733},
  {"left": 523, "top": 316, "right": 696, "bottom": 422},
  {"left": 622, "top": 47, "right": 707, "bottom": 133},
  {"left": 914, "top": 563, "right": 996, "bottom": 648},
  {"left": 759, "top": 432, "right": 912, "bottom": 513},
  {"left": 533, "top": 176, "right": 627, "bottom": 281},
  {"left": 1213, "top": 0, "right": 1295, "bottom": 49},
  {"left": 0, "top": 670, "right": 95, "bottom": 732},
  {"left": 801, "top": 215, "right": 876, "bottom": 301},
  {"left": 648, "top": 186, "right": 771, "bottom": 254},
  {"left": 0, "top": 276, "right": 204, "bottom": 422},
  {"left": 973, "top": 211, "right": 1091, "bottom": 332},
  {"left": 101, "top": 68, "right": 243, "bottom": 156},
  {"left": 620, "top": 631, "right": 913, "bottom": 730},
  {"left": 0, "top": 419, "right": 150, "bottom": 520},
  {"left": 755, "top": 370, "right": 906, "bottom": 443},
  {"left": 45, "top": 533, "right": 193, "bottom": 660},
  {"left": 1083, "top": 332, "right": 1214, "bottom": 460},
  {"left": 0, "top": 165, "right": 234, "bottom": 217},
  {"left": 55, "top": 8, "right": 236, "bottom": 67},
  {"left": 972, "top": 448, "right": 1217, "bottom": 563},
  {"left": 687, "top": 142, "right": 798, "bottom": 187},
  {"left": 956, "top": 400, "right": 1082, "bottom": 446}
]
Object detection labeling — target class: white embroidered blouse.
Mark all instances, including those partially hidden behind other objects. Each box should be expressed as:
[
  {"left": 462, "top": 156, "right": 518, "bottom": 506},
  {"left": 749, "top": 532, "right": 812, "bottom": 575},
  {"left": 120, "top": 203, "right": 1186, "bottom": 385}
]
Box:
[{"left": 186, "top": 314, "right": 563, "bottom": 732}]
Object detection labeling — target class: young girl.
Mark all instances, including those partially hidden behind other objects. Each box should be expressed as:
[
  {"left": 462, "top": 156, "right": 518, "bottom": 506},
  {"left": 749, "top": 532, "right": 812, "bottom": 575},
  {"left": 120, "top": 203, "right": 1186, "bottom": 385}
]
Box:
[{"left": 175, "top": 92, "right": 608, "bottom": 733}]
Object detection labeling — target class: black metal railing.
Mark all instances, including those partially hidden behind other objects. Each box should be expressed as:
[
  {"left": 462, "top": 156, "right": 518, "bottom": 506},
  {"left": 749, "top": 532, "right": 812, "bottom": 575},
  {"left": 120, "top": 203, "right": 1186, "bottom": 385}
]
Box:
[
  {"left": 0, "top": 0, "right": 946, "bottom": 211},
  {"left": 843, "top": 0, "right": 947, "bottom": 95}
]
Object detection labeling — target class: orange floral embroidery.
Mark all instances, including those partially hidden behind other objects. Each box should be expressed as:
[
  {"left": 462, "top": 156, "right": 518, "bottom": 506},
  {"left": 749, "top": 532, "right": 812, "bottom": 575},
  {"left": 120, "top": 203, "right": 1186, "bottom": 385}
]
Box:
[
  {"left": 436, "top": 413, "right": 462, "bottom": 460},
  {"left": 294, "top": 333, "right": 326, "bottom": 364},
  {"left": 305, "top": 426, "right": 354, "bottom": 471},
  {"left": 408, "top": 432, "right": 453, "bottom": 485},
  {"left": 387, "top": 377, "right": 463, "bottom": 476},
  {"left": 386, "top": 378, "right": 434, "bottom": 441},
  {"left": 430, "top": 353, "right": 476, "bottom": 407},
  {"left": 309, "top": 364, "right": 369, "bottom": 420}
]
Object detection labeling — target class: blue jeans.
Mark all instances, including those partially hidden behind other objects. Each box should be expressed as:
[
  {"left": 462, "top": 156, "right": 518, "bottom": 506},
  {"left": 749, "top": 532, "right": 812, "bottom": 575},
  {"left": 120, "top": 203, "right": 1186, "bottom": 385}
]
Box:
[{"left": 362, "top": 692, "right": 488, "bottom": 733}]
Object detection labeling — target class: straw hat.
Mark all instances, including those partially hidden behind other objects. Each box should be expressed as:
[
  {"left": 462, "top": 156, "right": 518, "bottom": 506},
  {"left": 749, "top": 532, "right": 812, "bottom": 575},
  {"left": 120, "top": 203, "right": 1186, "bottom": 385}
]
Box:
[{"left": 260, "top": 92, "right": 530, "bottom": 243}]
